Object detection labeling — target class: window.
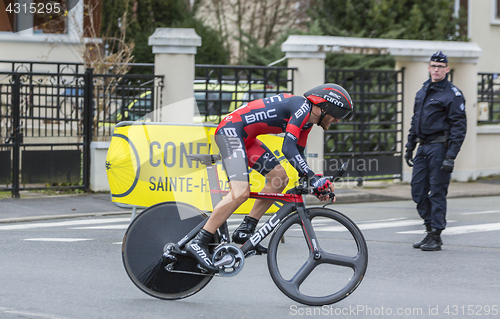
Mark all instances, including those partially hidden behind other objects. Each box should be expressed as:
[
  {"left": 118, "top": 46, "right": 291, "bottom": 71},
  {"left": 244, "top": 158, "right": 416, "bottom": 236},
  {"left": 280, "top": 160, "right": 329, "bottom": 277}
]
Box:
[
  {"left": 33, "top": 0, "right": 68, "bottom": 34},
  {"left": 0, "top": 1, "right": 15, "bottom": 31},
  {"left": 83, "top": 0, "right": 102, "bottom": 38},
  {"left": 0, "top": 0, "right": 70, "bottom": 33},
  {"left": 493, "top": 0, "right": 500, "bottom": 24}
]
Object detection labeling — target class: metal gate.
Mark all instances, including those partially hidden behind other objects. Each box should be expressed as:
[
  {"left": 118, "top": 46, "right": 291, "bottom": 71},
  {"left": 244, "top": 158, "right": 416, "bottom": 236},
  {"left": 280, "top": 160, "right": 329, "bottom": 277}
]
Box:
[
  {"left": 478, "top": 72, "right": 500, "bottom": 123},
  {"left": 0, "top": 67, "right": 93, "bottom": 197},
  {"left": 0, "top": 61, "right": 163, "bottom": 197},
  {"left": 324, "top": 68, "right": 404, "bottom": 181}
]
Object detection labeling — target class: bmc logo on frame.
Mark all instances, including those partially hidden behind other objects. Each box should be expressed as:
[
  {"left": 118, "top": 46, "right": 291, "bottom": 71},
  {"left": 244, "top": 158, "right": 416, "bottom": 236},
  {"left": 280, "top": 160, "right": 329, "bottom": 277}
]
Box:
[{"left": 250, "top": 215, "right": 280, "bottom": 246}]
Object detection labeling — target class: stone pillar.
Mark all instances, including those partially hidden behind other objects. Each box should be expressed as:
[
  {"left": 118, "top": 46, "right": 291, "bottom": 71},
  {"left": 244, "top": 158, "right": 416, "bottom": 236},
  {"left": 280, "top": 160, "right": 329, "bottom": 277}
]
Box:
[
  {"left": 285, "top": 50, "right": 326, "bottom": 175},
  {"left": 90, "top": 141, "right": 110, "bottom": 192},
  {"left": 448, "top": 58, "right": 478, "bottom": 181},
  {"left": 395, "top": 58, "right": 430, "bottom": 182},
  {"left": 149, "top": 28, "right": 201, "bottom": 124}
]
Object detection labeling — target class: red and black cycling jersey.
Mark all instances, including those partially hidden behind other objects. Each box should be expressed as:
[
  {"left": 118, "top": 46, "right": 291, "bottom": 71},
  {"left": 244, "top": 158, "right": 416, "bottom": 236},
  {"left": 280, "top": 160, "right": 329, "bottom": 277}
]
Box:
[{"left": 215, "top": 93, "right": 316, "bottom": 179}]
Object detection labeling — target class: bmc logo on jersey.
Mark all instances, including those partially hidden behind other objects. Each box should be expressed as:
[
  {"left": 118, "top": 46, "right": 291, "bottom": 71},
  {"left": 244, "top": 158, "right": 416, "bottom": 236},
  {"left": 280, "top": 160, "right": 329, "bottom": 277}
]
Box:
[
  {"left": 294, "top": 101, "right": 310, "bottom": 119},
  {"left": 244, "top": 109, "right": 277, "bottom": 124},
  {"left": 294, "top": 154, "right": 310, "bottom": 173}
]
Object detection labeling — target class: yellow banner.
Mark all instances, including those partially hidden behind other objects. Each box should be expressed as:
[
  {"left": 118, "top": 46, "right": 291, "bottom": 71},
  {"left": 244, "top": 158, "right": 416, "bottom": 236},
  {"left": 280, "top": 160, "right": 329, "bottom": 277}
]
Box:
[{"left": 106, "top": 122, "right": 298, "bottom": 213}]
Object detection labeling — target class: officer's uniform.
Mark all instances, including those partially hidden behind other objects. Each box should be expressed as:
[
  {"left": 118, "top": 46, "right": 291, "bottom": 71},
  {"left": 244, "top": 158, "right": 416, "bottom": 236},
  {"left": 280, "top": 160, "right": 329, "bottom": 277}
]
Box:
[{"left": 406, "top": 74, "right": 467, "bottom": 231}]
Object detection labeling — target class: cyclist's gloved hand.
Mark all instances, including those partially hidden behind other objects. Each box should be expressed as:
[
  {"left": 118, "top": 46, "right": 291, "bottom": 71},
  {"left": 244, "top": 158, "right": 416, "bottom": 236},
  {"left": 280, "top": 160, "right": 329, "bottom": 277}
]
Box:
[
  {"left": 441, "top": 156, "right": 455, "bottom": 173},
  {"left": 404, "top": 149, "right": 414, "bottom": 167},
  {"left": 311, "top": 177, "right": 332, "bottom": 196}
]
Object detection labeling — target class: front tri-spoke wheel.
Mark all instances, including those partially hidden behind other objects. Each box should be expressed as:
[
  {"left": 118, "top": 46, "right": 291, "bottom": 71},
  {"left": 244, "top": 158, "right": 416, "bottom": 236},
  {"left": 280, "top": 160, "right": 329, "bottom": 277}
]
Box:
[{"left": 267, "top": 208, "right": 368, "bottom": 306}]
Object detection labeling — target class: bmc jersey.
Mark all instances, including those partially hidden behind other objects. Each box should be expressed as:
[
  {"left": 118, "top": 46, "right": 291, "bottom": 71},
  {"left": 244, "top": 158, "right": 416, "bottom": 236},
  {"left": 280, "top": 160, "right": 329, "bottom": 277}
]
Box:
[{"left": 215, "top": 93, "right": 316, "bottom": 179}]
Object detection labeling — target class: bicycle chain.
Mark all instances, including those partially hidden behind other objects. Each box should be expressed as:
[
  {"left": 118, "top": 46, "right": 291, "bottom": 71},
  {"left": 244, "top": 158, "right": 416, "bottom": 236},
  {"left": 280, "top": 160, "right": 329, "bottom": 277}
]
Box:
[{"left": 164, "top": 263, "right": 219, "bottom": 277}]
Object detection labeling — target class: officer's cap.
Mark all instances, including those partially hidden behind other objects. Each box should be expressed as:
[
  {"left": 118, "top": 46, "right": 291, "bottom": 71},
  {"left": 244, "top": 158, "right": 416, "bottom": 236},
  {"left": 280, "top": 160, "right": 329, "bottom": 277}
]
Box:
[{"left": 430, "top": 51, "right": 448, "bottom": 63}]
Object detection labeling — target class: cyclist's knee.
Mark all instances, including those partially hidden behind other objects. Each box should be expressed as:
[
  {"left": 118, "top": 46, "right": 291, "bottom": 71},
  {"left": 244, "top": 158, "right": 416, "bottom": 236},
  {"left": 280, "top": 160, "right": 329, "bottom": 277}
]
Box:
[
  {"left": 230, "top": 181, "right": 251, "bottom": 203},
  {"left": 267, "top": 165, "right": 289, "bottom": 192},
  {"left": 234, "top": 189, "right": 250, "bottom": 204}
]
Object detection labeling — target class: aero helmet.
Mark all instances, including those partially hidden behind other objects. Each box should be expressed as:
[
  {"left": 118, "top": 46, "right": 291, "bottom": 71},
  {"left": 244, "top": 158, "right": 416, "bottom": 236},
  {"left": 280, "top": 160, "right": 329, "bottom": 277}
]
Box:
[{"left": 304, "top": 83, "right": 353, "bottom": 120}]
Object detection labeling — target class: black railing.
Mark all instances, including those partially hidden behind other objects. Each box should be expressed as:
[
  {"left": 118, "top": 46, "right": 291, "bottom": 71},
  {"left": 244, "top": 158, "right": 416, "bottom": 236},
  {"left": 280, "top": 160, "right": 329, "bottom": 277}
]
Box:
[
  {"left": 0, "top": 61, "right": 163, "bottom": 197},
  {"left": 478, "top": 73, "right": 500, "bottom": 124},
  {"left": 93, "top": 73, "right": 163, "bottom": 138},
  {"left": 0, "top": 70, "right": 92, "bottom": 196},
  {"left": 194, "top": 64, "right": 296, "bottom": 124},
  {"left": 0, "top": 60, "right": 86, "bottom": 74},
  {"left": 324, "top": 68, "right": 404, "bottom": 181}
]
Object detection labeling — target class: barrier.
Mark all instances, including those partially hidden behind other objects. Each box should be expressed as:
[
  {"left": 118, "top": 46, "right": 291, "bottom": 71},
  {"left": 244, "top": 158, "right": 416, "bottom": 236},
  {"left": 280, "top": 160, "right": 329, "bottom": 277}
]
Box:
[{"left": 105, "top": 122, "right": 298, "bottom": 215}]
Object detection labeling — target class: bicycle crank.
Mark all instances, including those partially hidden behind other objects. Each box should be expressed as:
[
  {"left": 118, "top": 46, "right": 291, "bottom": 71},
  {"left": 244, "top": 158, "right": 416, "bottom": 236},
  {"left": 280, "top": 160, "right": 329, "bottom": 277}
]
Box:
[
  {"left": 212, "top": 244, "right": 245, "bottom": 277},
  {"left": 164, "top": 262, "right": 216, "bottom": 277}
]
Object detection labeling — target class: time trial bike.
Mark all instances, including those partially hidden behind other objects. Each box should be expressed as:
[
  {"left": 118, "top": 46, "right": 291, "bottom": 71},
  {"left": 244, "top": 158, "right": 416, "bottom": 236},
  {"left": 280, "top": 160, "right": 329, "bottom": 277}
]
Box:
[{"left": 122, "top": 154, "right": 368, "bottom": 306}]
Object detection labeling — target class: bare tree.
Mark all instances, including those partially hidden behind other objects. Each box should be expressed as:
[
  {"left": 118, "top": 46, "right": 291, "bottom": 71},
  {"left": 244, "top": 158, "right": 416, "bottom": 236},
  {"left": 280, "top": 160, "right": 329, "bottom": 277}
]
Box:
[
  {"left": 82, "top": 1, "right": 134, "bottom": 75},
  {"left": 74, "top": 0, "right": 135, "bottom": 139},
  {"left": 198, "top": 0, "right": 309, "bottom": 63}
]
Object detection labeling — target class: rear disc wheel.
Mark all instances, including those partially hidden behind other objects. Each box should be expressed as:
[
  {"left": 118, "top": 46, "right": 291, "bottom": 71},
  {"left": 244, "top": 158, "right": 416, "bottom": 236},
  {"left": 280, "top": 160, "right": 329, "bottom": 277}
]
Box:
[{"left": 122, "top": 202, "right": 218, "bottom": 300}]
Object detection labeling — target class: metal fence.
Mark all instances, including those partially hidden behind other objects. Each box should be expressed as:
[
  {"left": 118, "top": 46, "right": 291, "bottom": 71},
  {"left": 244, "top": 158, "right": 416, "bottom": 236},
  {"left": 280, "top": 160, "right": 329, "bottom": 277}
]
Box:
[
  {"left": 93, "top": 72, "right": 164, "bottom": 138},
  {"left": 194, "top": 64, "right": 296, "bottom": 124},
  {"left": 0, "top": 69, "right": 92, "bottom": 197},
  {"left": 0, "top": 61, "right": 164, "bottom": 139},
  {"left": 0, "top": 61, "right": 163, "bottom": 197},
  {"left": 4, "top": 61, "right": 496, "bottom": 194},
  {"left": 478, "top": 73, "right": 500, "bottom": 123},
  {"left": 324, "top": 68, "right": 404, "bottom": 181}
]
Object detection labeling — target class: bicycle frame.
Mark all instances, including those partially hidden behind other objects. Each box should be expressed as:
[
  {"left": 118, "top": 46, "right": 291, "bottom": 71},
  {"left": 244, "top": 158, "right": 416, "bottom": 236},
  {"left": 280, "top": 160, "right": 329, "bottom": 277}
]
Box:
[{"left": 172, "top": 154, "right": 318, "bottom": 259}]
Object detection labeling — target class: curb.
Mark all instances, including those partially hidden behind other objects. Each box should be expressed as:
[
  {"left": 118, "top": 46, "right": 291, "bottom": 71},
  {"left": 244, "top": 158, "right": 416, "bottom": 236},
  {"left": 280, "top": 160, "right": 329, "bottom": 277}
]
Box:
[{"left": 0, "top": 211, "right": 131, "bottom": 224}]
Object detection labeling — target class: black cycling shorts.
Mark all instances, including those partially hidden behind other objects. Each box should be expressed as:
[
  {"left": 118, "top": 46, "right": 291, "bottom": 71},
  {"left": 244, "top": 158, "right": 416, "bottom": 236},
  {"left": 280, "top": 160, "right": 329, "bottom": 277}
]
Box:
[{"left": 215, "top": 130, "right": 280, "bottom": 182}]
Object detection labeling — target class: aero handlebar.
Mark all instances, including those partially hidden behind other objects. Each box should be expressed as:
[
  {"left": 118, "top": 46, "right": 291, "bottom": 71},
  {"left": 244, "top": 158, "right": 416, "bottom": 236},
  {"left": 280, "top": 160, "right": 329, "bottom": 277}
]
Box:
[{"left": 287, "top": 163, "right": 348, "bottom": 198}]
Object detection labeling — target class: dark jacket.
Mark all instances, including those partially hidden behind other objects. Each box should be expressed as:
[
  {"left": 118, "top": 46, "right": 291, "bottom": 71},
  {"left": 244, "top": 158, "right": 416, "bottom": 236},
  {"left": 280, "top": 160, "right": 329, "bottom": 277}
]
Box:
[{"left": 406, "top": 75, "right": 467, "bottom": 159}]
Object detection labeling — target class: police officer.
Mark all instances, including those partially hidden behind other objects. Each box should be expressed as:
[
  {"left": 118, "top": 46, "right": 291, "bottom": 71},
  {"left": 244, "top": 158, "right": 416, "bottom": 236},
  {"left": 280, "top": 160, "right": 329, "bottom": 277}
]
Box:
[{"left": 405, "top": 51, "right": 467, "bottom": 251}]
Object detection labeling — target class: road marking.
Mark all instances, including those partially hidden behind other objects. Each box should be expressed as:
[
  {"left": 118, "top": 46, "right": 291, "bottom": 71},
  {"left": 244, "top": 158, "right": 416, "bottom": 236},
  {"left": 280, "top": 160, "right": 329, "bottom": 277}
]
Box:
[
  {"left": 1, "top": 308, "right": 71, "bottom": 319},
  {"left": 293, "top": 219, "right": 424, "bottom": 232},
  {"left": 71, "top": 224, "right": 129, "bottom": 230},
  {"left": 461, "top": 210, "right": 500, "bottom": 215},
  {"left": 398, "top": 222, "right": 500, "bottom": 235},
  {"left": 73, "top": 220, "right": 242, "bottom": 230},
  {"left": 23, "top": 238, "right": 92, "bottom": 242},
  {"left": 0, "top": 218, "right": 130, "bottom": 230},
  {"left": 358, "top": 219, "right": 424, "bottom": 230}
]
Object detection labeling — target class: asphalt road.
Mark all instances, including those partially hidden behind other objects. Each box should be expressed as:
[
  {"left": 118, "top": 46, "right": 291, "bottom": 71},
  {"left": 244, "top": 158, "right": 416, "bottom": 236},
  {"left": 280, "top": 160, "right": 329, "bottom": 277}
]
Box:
[{"left": 1, "top": 196, "right": 500, "bottom": 319}]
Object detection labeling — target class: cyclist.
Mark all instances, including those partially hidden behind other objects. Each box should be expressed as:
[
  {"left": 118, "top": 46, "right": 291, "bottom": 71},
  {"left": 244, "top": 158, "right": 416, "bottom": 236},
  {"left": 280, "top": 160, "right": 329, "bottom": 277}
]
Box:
[{"left": 186, "top": 83, "right": 353, "bottom": 272}]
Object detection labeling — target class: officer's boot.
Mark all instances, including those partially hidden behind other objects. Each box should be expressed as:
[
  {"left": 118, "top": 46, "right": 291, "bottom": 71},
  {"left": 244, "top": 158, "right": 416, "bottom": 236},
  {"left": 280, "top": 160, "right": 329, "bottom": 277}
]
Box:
[
  {"left": 185, "top": 229, "right": 219, "bottom": 273},
  {"left": 420, "top": 228, "right": 443, "bottom": 251},
  {"left": 232, "top": 216, "right": 267, "bottom": 254},
  {"left": 413, "top": 224, "right": 433, "bottom": 248}
]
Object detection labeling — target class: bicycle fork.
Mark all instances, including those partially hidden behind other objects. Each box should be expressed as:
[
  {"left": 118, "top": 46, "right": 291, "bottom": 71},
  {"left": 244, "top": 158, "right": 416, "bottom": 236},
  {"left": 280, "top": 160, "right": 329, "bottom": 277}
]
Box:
[{"left": 295, "top": 205, "right": 322, "bottom": 260}]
